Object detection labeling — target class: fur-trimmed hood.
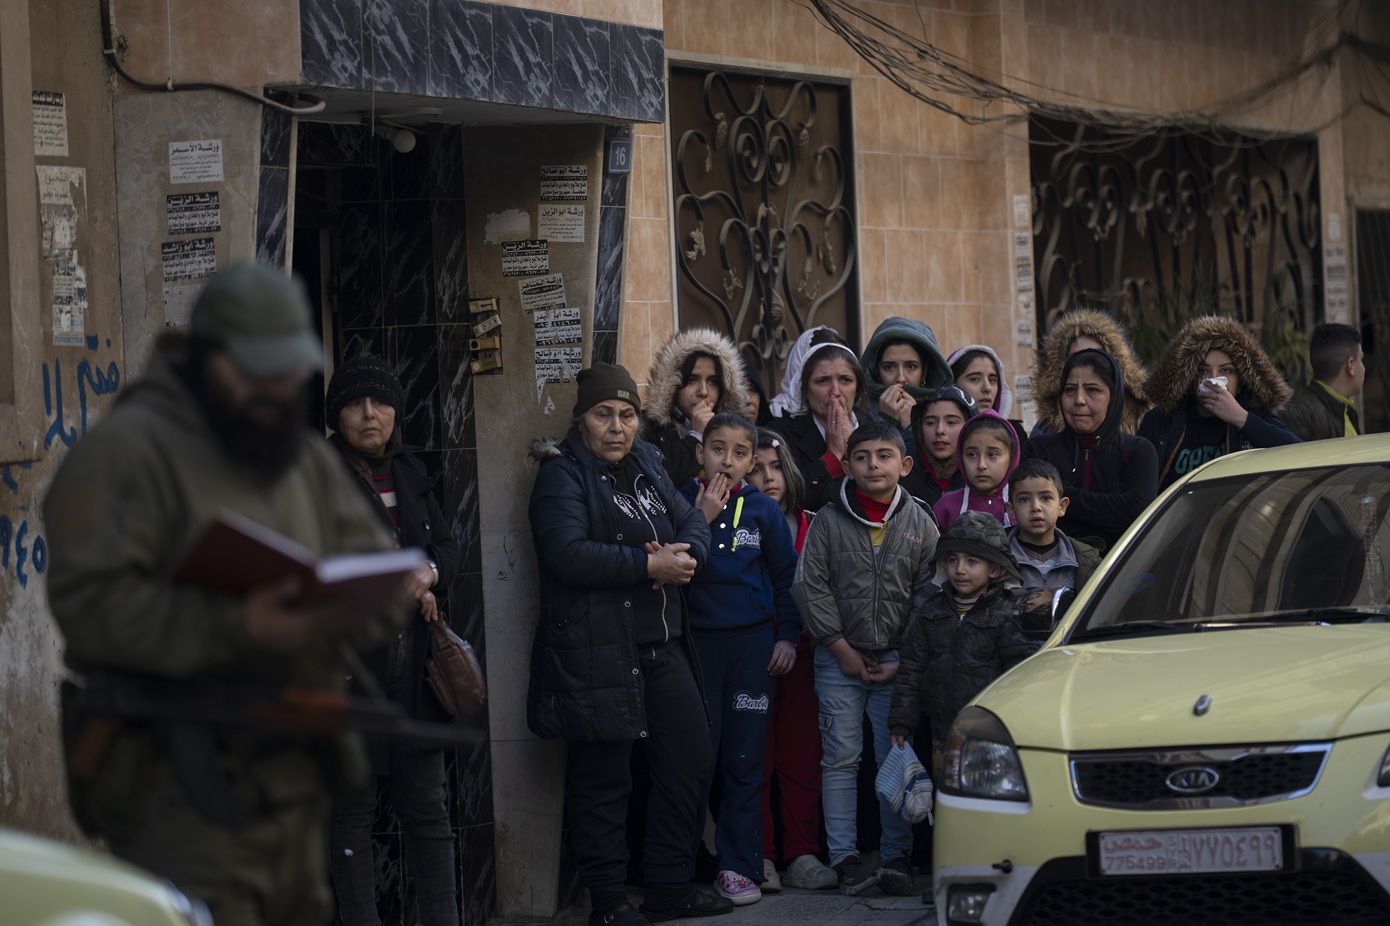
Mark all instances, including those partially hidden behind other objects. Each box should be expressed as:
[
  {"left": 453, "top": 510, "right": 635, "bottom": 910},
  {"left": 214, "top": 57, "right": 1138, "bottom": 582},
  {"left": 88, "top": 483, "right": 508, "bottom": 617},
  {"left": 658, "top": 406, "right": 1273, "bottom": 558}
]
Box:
[
  {"left": 642, "top": 327, "right": 749, "bottom": 430},
  {"left": 1144, "top": 315, "right": 1293, "bottom": 413},
  {"left": 528, "top": 435, "right": 565, "bottom": 463},
  {"left": 1032, "top": 309, "right": 1150, "bottom": 434}
]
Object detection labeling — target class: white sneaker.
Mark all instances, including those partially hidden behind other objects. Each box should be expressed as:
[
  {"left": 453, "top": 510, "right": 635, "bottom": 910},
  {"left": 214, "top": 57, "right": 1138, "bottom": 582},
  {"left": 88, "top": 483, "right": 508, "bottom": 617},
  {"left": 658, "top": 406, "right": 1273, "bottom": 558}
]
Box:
[
  {"left": 715, "top": 869, "right": 762, "bottom": 906},
  {"left": 781, "top": 853, "right": 839, "bottom": 890},
  {"left": 762, "top": 858, "right": 783, "bottom": 893}
]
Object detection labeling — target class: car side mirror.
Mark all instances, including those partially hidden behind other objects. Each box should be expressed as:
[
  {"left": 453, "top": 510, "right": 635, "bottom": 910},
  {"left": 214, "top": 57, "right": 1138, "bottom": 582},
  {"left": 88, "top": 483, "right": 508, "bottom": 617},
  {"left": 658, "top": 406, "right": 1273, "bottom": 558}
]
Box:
[{"left": 1051, "top": 587, "right": 1075, "bottom": 624}]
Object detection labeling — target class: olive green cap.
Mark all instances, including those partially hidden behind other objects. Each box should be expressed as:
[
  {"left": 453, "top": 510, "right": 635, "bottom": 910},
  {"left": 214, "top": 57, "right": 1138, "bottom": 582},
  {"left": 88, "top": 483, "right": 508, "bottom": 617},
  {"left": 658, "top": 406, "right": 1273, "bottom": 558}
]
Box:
[{"left": 190, "top": 263, "right": 323, "bottom": 377}]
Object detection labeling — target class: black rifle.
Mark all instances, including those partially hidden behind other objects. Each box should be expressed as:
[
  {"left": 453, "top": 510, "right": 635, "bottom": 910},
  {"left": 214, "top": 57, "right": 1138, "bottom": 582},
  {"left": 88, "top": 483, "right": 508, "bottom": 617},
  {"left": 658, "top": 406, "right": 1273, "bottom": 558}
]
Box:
[{"left": 66, "top": 671, "right": 476, "bottom": 829}]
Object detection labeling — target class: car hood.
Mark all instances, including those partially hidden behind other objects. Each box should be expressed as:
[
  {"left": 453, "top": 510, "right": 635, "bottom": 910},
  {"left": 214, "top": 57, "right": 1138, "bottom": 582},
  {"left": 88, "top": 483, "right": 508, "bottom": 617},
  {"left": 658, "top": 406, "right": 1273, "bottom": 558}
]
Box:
[{"left": 981, "top": 626, "right": 1390, "bottom": 750}]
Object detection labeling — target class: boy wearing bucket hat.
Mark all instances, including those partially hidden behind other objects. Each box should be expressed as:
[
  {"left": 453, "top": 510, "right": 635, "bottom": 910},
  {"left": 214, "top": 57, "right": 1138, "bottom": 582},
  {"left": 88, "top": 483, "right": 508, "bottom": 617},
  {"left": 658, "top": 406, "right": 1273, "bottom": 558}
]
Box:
[{"left": 888, "top": 511, "right": 1037, "bottom": 780}]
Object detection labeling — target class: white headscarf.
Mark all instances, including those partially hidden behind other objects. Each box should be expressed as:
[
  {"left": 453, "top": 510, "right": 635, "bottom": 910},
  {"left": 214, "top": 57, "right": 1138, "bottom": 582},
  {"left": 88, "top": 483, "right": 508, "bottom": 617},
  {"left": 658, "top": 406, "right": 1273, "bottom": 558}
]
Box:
[
  {"left": 947, "top": 344, "right": 1015, "bottom": 418},
  {"left": 769, "top": 325, "right": 847, "bottom": 418}
]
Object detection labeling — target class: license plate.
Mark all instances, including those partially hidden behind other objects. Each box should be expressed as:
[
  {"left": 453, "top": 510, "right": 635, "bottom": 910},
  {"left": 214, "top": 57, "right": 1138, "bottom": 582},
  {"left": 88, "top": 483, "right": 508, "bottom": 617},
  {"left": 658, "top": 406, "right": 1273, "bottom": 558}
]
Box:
[{"left": 1095, "top": 826, "right": 1285, "bottom": 876}]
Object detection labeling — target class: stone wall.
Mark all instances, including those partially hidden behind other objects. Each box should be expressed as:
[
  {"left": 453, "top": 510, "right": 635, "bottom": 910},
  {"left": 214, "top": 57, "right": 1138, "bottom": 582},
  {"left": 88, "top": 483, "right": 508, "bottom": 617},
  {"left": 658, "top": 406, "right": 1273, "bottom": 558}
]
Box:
[{"left": 0, "top": 0, "right": 126, "bottom": 838}]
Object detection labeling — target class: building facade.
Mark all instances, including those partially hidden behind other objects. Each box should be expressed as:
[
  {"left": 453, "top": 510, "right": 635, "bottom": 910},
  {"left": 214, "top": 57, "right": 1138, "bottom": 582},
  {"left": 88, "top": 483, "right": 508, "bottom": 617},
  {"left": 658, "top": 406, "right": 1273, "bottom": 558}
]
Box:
[{"left": 1, "top": 0, "right": 1386, "bottom": 923}]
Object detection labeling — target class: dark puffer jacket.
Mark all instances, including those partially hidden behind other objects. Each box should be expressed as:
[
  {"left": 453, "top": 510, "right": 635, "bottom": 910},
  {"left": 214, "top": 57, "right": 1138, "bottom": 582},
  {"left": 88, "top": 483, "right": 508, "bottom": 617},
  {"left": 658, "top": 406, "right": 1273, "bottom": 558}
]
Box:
[
  {"left": 526, "top": 432, "right": 710, "bottom": 742},
  {"left": 889, "top": 512, "right": 1036, "bottom": 741}
]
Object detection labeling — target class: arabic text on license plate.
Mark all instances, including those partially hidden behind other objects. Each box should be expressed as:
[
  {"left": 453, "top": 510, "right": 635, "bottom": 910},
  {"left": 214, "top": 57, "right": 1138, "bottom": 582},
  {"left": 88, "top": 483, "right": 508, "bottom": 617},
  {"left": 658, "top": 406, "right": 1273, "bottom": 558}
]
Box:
[{"left": 1097, "top": 827, "right": 1283, "bottom": 876}]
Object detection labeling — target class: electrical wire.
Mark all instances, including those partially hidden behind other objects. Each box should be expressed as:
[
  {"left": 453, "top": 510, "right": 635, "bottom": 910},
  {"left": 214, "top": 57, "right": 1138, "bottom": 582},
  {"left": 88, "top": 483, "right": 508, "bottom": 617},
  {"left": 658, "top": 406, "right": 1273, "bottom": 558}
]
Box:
[
  {"left": 803, "top": 0, "right": 1382, "bottom": 151},
  {"left": 99, "top": 0, "right": 325, "bottom": 117}
]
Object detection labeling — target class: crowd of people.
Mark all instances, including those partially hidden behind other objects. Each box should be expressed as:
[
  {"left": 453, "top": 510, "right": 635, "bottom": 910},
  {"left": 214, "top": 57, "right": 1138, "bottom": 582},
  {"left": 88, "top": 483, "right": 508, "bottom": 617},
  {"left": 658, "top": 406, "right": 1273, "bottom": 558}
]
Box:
[
  {"left": 525, "top": 309, "right": 1367, "bottom": 925},
  {"left": 42, "top": 258, "right": 1368, "bottom": 926}
]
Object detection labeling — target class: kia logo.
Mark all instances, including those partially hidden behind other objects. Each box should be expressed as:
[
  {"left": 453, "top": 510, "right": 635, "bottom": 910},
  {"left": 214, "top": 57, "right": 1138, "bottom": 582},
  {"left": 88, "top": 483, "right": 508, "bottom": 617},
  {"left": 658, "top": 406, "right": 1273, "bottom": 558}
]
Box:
[{"left": 1165, "top": 766, "right": 1221, "bottom": 794}]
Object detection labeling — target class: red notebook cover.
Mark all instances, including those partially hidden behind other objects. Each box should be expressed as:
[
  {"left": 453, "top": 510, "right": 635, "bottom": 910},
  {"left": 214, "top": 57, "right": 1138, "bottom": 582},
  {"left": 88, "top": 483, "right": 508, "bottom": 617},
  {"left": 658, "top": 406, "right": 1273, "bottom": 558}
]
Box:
[{"left": 172, "top": 511, "right": 424, "bottom": 622}]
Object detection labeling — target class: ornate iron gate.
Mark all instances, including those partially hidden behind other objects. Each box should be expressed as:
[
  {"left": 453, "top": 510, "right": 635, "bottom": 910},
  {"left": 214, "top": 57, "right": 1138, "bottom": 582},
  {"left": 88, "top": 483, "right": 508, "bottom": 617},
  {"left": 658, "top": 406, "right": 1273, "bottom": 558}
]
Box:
[
  {"left": 669, "top": 63, "right": 860, "bottom": 395},
  {"left": 1030, "top": 118, "right": 1322, "bottom": 363}
]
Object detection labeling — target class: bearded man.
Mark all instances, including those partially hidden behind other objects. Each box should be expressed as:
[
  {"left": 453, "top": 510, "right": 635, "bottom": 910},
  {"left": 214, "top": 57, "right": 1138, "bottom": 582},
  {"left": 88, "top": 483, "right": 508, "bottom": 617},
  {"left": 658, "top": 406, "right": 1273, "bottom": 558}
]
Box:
[{"left": 44, "top": 263, "right": 403, "bottom": 926}]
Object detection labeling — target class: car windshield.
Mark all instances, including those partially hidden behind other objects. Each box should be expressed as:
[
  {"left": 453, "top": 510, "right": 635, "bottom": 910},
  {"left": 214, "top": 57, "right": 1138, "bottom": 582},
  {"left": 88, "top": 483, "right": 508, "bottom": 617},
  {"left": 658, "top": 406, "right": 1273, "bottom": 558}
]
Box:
[{"left": 1071, "top": 463, "right": 1390, "bottom": 640}]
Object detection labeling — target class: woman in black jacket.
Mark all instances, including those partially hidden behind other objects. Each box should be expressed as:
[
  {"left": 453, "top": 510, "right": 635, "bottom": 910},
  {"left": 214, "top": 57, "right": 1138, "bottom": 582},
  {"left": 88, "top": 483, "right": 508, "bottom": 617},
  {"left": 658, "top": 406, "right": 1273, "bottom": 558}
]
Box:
[
  {"left": 526, "top": 362, "right": 728, "bottom": 926},
  {"left": 1022, "top": 349, "right": 1158, "bottom": 552},
  {"left": 1137, "top": 314, "right": 1299, "bottom": 490},
  {"left": 324, "top": 355, "right": 462, "bottom": 926}
]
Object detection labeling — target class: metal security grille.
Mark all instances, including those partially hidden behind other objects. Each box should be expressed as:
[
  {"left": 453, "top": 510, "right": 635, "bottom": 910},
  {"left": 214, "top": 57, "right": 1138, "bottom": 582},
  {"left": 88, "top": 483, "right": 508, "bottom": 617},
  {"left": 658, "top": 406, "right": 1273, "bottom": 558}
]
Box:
[
  {"left": 669, "top": 63, "right": 860, "bottom": 396},
  {"left": 1356, "top": 209, "right": 1390, "bottom": 431},
  {"left": 1030, "top": 118, "right": 1322, "bottom": 363}
]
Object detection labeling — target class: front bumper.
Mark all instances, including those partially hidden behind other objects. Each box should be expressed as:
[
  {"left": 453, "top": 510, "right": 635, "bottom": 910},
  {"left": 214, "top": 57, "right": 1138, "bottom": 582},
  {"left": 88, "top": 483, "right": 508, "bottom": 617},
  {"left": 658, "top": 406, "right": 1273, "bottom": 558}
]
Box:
[{"left": 932, "top": 733, "right": 1390, "bottom": 926}]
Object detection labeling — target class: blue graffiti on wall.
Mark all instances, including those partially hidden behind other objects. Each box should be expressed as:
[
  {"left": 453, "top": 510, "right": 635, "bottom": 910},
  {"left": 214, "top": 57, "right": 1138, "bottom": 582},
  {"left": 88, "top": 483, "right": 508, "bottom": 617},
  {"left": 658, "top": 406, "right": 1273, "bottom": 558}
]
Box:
[
  {"left": 43, "top": 335, "right": 121, "bottom": 449},
  {"left": 3, "top": 335, "right": 120, "bottom": 588}
]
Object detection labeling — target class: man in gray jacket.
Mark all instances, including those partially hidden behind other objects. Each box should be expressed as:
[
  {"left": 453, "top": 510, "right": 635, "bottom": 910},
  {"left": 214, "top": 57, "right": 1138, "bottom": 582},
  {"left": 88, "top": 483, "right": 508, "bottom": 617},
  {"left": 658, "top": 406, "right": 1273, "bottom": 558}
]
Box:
[{"left": 791, "top": 418, "right": 939, "bottom": 899}]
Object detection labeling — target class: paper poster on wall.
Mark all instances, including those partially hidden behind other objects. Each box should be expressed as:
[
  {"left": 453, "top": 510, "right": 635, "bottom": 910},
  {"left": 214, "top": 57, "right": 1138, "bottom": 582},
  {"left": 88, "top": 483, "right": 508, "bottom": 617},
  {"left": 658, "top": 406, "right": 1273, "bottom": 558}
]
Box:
[
  {"left": 51, "top": 259, "right": 87, "bottom": 346},
  {"left": 540, "top": 165, "right": 588, "bottom": 201},
  {"left": 538, "top": 204, "right": 585, "bottom": 243},
  {"left": 1014, "top": 374, "right": 1036, "bottom": 434},
  {"left": 36, "top": 165, "right": 85, "bottom": 258},
  {"left": 36, "top": 165, "right": 87, "bottom": 345},
  {"left": 1325, "top": 244, "right": 1349, "bottom": 322},
  {"left": 518, "top": 272, "right": 566, "bottom": 312},
  {"left": 32, "top": 91, "right": 69, "bottom": 157},
  {"left": 1014, "top": 231, "right": 1033, "bottom": 296},
  {"left": 162, "top": 237, "right": 217, "bottom": 282},
  {"left": 502, "top": 239, "right": 550, "bottom": 277},
  {"left": 534, "top": 307, "right": 583, "bottom": 346},
  {"left": 163, "top": 283, "right": 201, "bottom": 327},
  {"left": 170, "top": 139, "right": 224, "bottom": 184},
  {"left": 484, "top": 208, "right": 530, "bottom": 244},
  {"left": 1013, "top": 194, "right": 1030, "bottom": 229},
  {"left": 167, "top": 192, "right": 222, "bottom": 236},
  {"left": 535, "top": 347, "right": 584, "bottom": 399}
]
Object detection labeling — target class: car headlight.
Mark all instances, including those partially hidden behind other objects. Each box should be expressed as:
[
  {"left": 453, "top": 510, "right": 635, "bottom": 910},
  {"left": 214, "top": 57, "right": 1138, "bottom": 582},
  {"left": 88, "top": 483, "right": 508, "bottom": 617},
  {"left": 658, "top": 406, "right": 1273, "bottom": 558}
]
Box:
[
  {"left": 1378, "top": 745, "right": 1390, "bottom": 787},
  {"left": 942, "top": 706, "right": 1029, "bottom": 801}
]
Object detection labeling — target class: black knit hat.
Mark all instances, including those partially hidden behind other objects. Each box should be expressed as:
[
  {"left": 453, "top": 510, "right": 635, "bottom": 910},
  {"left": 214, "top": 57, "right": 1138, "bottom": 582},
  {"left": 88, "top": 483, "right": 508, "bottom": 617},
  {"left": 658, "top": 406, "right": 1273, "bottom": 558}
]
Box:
[
  {"left": 574, "top": 362, "right": 641, "bottom": 417},
  {"left": 325, "top": 355, "right": 406, "bottom": 429}
]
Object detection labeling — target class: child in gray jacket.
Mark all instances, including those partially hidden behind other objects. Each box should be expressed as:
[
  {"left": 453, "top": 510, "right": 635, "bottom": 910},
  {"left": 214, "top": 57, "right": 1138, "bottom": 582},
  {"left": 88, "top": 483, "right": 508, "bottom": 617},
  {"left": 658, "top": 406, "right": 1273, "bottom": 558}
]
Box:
[{"left": 791, "top": 419, "right": 939, "bottom": 898}]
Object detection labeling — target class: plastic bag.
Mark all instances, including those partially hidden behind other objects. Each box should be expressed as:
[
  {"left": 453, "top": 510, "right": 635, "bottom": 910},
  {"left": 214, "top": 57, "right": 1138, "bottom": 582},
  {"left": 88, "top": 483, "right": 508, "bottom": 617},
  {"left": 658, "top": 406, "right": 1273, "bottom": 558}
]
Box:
[{"left": 874, "top": 741, "right": 934, "bottom": 825}]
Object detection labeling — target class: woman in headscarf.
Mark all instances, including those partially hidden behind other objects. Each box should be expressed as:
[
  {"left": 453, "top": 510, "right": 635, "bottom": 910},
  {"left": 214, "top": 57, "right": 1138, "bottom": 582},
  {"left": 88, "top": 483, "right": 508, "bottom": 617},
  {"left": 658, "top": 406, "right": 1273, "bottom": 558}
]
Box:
[
  {"left": 771, "top": 328, "right": 870, "bottom": 512},
  {"left": 640, "top": 327, "right": 750, "bottom": 487},
  {"left": 1022, "top": 349, "right": 1158, "bottom": 551},
  {"left": 526, "top": 362, "right": 729, "bottom": 926},
  {"left": 1030, "top": 309, "right": 1150, "bottom": 436},
  {"left": 324, "top": 355, "right": 462, "bottom": 926},
  {"left": 948, "top": 344, "right": 1026, "bottom": 440},
  {"left": 859, "top": 316, "right": 953, "bottom": 449},
  {"left": 1138, "top": 315, "right": 1299, "bottom": 491}
]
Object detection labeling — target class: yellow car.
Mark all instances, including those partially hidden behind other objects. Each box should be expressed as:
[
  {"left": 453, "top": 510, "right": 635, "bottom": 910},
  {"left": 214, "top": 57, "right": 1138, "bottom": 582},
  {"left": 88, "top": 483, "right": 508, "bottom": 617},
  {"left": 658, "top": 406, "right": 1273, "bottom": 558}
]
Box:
[
  {"left": 933, "top": 434, "right": 1390, "bottom": 926},
  {"left": 0, "top": 826, "right": 212, "bottom": 926}
]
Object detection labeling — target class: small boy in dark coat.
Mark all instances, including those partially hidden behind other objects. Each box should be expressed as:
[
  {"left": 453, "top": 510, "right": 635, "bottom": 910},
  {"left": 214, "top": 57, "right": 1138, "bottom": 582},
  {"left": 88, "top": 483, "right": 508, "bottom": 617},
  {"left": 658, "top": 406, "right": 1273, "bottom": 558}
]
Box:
[{"left": 889, "top": 511, "right": 1038, "bottom": 777}]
